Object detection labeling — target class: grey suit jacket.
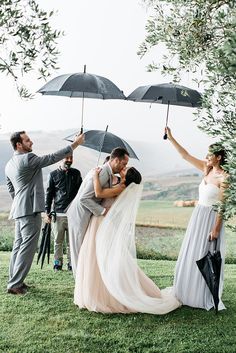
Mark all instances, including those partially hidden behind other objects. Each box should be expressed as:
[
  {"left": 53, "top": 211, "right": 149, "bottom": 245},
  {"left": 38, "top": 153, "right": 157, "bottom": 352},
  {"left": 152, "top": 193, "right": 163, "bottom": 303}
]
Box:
[
  {"left": 5, "top": 146, "right": 73, "bottom": 219},
  {"left": 67, "top": 162, "right": 113, "bottom": 242}
]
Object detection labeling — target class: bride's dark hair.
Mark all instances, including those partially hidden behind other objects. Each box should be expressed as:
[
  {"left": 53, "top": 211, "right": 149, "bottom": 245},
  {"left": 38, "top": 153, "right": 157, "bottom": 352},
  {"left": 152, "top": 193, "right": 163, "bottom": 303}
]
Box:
[{"left": 125, "top": 167, "right": 142, "bottom": 187}]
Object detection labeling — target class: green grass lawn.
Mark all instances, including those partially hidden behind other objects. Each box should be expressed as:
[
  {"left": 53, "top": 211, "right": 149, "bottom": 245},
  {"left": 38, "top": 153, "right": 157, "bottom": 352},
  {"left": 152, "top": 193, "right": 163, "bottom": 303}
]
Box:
[
  {"left": 136, "top": 201, "right": 193, "bottom": 228},
  {"left": 1, "top": 252, "right": 236, "bottom": 353},
  {"left": 135, "top": 201, "right": 236, "bottom": 262},
  {"left": 135, "top": 226, "right": 236, "bottom": 262},
  {"left": 1, "top": 202, "right": 236, "bottom": 262}
]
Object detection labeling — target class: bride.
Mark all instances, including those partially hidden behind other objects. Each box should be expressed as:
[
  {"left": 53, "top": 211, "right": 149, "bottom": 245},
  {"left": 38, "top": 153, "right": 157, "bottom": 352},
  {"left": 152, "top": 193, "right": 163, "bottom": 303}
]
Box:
[{"left": 74, "top": 166, "right": 181, "bottom": 314}]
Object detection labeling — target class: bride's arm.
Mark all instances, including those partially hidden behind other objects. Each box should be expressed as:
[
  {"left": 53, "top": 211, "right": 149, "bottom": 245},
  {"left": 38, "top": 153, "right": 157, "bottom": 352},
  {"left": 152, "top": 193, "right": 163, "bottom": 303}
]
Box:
[
  {"left": 165, "top": 127, "right": 206, "bottom": 171},
  {"left": 93, "top": 169, "right": 125, "bottom": 198}
]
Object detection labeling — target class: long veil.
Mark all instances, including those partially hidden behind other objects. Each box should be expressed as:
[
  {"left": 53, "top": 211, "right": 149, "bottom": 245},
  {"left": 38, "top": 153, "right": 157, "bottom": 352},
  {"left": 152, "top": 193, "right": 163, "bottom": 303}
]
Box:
[{"left": 96, "top": 183, "right": 181, "bottom": 314}]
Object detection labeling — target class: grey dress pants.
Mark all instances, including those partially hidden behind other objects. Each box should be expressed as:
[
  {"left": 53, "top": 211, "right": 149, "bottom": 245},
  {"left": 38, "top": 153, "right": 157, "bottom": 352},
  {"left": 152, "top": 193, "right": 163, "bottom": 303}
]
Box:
[
  {"left": 51, "top": 215, "right": 71, "bottom": 266},
  {"left": 8, "top": 213, "right": 42, "bottom": 289}
]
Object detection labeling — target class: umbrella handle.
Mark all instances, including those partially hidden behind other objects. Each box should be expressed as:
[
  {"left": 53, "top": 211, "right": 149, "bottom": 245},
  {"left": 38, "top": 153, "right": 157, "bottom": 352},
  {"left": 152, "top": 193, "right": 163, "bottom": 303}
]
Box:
[
  {"left": 163, "top": 101, "right": 170, "bottom": 140},
  {"left": 213, "top": 239, "right": 218, "bottom": 253},
  {"left": 81, "top": 92, "right": 85, "bottom": 133}
]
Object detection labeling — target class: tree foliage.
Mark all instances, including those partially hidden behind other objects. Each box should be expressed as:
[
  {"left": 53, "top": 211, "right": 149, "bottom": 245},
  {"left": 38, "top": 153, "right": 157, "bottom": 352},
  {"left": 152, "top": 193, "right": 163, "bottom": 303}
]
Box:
[
  {"left": 0, "top": 0, "right": 62, "bottom": 98},
  {"left": 140, "top": 0, "right": 236, "bottom": 227}
]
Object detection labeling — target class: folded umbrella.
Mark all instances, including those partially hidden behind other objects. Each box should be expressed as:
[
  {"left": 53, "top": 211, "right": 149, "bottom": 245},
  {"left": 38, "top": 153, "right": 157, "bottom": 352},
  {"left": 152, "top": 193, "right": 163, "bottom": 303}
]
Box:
[
  {"left": 196, "top": 240, "right": 222, "bottom": 313},
  {"left": 37, "top": 212, "right": 55, "bottom": 269}
]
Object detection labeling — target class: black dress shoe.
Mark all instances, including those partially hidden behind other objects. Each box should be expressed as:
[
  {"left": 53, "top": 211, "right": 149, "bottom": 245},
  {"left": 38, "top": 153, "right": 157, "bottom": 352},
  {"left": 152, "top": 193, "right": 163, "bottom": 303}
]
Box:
[
  {"left": 54, "top": 264, "right": 62, "bottom": 272},
  {"left": 7, "top": 287, "right": 27, "bottom": 295},
  {"left": 22, "top": 283, "right": 30, "bottom": 290},
  {"left": 67, "top": 264, "right": 72, "bottom": 271}
]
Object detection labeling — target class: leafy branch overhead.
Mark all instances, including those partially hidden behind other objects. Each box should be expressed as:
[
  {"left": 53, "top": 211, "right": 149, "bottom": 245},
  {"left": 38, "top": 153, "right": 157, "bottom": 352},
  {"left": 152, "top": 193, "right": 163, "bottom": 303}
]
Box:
[
  {"left": 0, "top": 0, "right": 63, "bottom": 98},
  {"left": 141, "top": 0, "right": 236, "bottom": 227}
]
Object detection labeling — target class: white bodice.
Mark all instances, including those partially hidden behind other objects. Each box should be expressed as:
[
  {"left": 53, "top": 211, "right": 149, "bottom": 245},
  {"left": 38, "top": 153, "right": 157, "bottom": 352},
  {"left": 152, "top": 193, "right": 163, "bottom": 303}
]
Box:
[{"left": 198, "top": 179, "right": 220, "bottom": 207}]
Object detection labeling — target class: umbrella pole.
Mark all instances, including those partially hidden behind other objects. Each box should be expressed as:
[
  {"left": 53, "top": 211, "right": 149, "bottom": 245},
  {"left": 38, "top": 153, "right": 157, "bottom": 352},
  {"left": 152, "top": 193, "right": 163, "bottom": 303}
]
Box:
[
  {"left": 80, "top": 64, "right": 87, "bottom": 134},
  {"left": 163, "top": 101, "right": 170, "bottom": 140},
  {"left": 97, "top": 125, "right": 108, "bottom": 166},
  {"left": 80, "top": 92, "right": 85, "bottom": 133}
]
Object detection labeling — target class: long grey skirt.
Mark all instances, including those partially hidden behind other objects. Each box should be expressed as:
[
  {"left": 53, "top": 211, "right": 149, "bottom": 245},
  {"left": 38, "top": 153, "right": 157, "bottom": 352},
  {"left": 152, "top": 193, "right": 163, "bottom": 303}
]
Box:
[{"left": 173, "top": 204, "right": 225, "bottom": 311}]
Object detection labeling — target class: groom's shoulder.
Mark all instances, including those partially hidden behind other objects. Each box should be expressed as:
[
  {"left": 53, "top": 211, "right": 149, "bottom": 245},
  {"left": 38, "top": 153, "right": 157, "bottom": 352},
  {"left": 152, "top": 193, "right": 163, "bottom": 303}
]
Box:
[
  {"left": 84, "top": 165, "right": 109, "bottom": 181},
  {"left": 99, "top": 164, "right": 110, "bottom": 176}
]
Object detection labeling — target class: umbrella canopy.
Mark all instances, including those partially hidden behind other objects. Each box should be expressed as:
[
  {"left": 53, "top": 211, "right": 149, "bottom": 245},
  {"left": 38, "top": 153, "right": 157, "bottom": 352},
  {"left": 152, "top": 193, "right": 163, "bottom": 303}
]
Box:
[
  {"left": 37, "top": 65, "right": 126, "bottom": 132},
  {"left": 64, "top": 127, "right": 139, "bottom": 163},
  {"left": 127, "top": 83, "right": 202, "bottom": 107},
  {"left": 196, "top": 241, "right": 222, "bottom": 313},
  {"left": 38, "top": 72, "right": 126, "bottom": 99},
  {"left": 127, "top": 83, "right": 202, "bottom": 139},
  {"left": 37, "top": 212, "right": 55, "bottom": 269}
]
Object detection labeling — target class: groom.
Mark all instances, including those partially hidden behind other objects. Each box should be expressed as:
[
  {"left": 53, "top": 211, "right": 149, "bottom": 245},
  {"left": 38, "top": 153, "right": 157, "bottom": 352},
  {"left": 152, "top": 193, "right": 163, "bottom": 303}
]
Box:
[{"left": 67, "top": 147, "right": 129, "bottom": 276}]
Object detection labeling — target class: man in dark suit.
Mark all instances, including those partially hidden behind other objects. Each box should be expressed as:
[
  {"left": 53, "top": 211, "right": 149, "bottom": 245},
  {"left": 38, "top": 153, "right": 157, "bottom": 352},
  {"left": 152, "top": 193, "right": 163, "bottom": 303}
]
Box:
[{"left": 5, "top": 131, "right": 84, "bottom": 294}]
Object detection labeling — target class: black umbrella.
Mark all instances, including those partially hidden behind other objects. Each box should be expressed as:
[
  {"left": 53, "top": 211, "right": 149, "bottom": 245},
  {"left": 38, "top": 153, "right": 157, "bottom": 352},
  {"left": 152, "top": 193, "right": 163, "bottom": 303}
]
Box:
[
  {"left": 37, "top": 65, "right": 126, "bottom": 132},
  {"left": 37, "top": 212, "right": 55, "bottom": 269},
  {"left": 127, "top": 83, "right": 202, "bottom": 139},
  {"left": 64, "top": 126, "right": 139, "bottom": 164},
  {"left": 196, "top": 241, "right": 222, "bottom": 313}
]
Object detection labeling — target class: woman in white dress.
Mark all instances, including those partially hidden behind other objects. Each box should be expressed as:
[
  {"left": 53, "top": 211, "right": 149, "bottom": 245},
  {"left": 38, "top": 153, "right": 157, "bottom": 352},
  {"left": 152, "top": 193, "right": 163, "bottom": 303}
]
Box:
[
  {"left": 74, "top": 166, "right": 181, "bottom": 314},
  {"left": 165, "top": 127, "right": 227, "bottom": 310}
]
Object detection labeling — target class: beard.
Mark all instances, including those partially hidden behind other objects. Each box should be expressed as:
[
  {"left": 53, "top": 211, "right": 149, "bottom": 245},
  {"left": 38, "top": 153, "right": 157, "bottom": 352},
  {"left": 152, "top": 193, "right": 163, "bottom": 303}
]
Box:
[
  {"left": 22, "top": 144, "right": 32, "bottom": 153},
  {"left": 64, "top": 162, "right": 72, "bottom": 169}
]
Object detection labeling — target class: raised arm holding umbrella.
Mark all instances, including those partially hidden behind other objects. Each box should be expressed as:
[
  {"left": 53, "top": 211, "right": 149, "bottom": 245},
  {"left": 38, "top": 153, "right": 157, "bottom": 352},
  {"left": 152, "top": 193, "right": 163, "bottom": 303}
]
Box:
[
  {"left": 165, "top": 127, "right": 227, "bottom": 311},
  {"left": 5, "top": 132, "right": 84, "bottom": 294}
]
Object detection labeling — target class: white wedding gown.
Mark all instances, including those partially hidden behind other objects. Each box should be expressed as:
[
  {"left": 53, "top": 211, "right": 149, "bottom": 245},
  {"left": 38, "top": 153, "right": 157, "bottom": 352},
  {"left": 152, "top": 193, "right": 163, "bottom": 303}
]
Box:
[{"left": 74, "top": 183, "right": 181, "bottom": 314}]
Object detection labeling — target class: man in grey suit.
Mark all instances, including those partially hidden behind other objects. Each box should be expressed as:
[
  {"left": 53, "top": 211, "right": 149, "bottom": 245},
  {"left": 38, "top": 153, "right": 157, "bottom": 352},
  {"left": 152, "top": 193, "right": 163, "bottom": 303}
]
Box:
[
  {"left": 67, "top": 147, "right": 129, "bottom": 276},
  {"left": 5, "top": 130, "right": 84, "bottom": 294}
]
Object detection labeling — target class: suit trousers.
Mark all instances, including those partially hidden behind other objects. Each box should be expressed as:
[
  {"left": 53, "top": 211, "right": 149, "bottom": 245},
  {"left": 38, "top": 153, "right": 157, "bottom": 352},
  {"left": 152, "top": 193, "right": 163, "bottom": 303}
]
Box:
[
  {"left": 8, "top": 213, "right": 42, "bottom": 289},
  {"left": 51, "top": 216, "right": 71, "bottom": 265},
  {"left": 69, "top": 221, "right": 87, "bottom": 277}
]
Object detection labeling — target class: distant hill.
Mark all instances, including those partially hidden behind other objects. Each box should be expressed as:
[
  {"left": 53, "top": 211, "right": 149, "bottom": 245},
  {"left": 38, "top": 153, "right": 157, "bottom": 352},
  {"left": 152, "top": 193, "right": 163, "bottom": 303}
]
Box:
[
  {"left": 0, "top": 129, "right": 200, "bottom": 184},
  {"left": 0, "top": 129, "right": 202, "bottom": 212},
  {"left": 0, "top": 141, "right": 12, "bottom": 184},
  {"left": 142, "top": 172, "right": 201, "bottom": 201},
  {"left": 143, "top": 182, "right": 200, "bottom": 201}
]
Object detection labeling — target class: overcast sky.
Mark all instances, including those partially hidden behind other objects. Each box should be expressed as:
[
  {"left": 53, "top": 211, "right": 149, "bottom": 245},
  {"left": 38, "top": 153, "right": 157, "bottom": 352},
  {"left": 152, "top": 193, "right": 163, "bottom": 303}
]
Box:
[{"left": 0, "top": 0, "right": 215, "bottom": 165}]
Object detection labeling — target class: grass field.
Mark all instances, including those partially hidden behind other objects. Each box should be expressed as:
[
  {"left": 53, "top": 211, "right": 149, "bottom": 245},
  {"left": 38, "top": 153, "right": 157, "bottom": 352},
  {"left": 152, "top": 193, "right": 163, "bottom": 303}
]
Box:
[
  {"left": 1, "top": 201, "right": 236, "bottom": 262},
  {"left": 1, "top": 201, "right": 236, "bottom": 352},
  {"left": 0, "top": 252, "right": 236, "bottom": 353},
  {"left": 0, "top": 200, "right": 232, "bottom": 230},
  {"left": 136, "top": 201, "right": 193, "bottom": 228}
]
